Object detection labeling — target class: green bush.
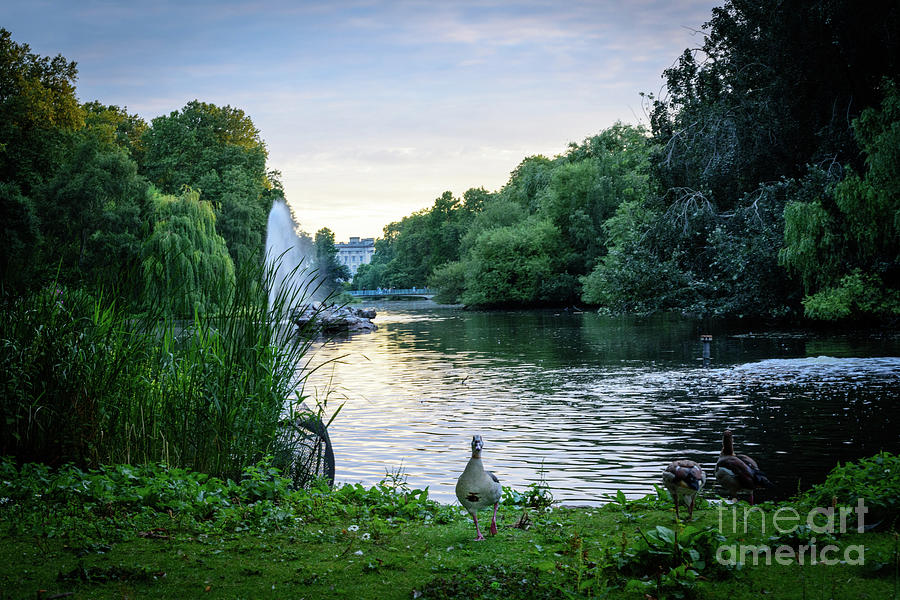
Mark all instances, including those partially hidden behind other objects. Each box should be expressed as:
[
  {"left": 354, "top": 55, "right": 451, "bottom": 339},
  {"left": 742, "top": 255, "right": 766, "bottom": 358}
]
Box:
[{"left": 800, "top": 451, "right": 900, "bottom": 529}]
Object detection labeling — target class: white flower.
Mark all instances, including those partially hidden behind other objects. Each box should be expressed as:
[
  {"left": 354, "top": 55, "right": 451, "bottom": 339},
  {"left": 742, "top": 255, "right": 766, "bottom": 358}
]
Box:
[
  {"left": 446, "top": 546, "right": 454, "bottom": 552},
  {"left": 354, "top": 550, "right": 364, "bottom": 556},
  {"left": 348, "top": 525, "right": 359, "bottom": 532},
  {"left": 361, "top": 533, "right": 371, "bottom": 541}
]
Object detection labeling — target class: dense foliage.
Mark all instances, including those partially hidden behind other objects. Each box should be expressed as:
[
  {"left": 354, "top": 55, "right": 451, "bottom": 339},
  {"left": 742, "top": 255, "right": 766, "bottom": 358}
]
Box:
[
  {"left": 0, "top": 262, "right": 320, "bottom": 478},
  {"left": 0, "top": 28, "right": 283, "bottom": 299},
  {"left": 799, "top": 451, "right": 900, "bottom": 527},
  {"left": 140, "top": 100, "right": 283, "bottom": 268},
  {"left": 314, "top": 227, "right": 351, "bottom": 293},
  {"left": 0, "top": 29, "right": 321, "bottom": 479},
  {"left": 354, "top": 1, "right": 900, "bottom": 321}
]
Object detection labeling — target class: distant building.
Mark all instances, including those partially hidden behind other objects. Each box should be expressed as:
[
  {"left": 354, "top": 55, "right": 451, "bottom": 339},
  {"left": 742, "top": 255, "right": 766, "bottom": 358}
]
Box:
[{"left": 335, "top": 237, "right": 375, "bottom": 277}]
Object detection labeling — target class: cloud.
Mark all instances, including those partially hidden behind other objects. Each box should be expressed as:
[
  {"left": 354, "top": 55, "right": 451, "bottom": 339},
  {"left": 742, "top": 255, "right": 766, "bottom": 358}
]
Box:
[{"left": 3, "top": 0, "right": 721, "bottom": 241}]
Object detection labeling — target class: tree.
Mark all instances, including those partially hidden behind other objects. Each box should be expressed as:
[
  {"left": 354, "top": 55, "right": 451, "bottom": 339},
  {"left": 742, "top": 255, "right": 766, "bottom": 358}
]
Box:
[
  {"left": 82, "top": 101, "right": 148, "bottom": 164},
  {"left": 141, "top": 100, "right": 272, "bottom": 267},
  {"left": 0, "top": 28, "right": 84, "bottom": 290},
  {"left": 37, "top": 137, "right": 150, "bottom": 293},
  {"left": 141, "top": 188, "right": 235, "bottom": 316},
  {"left": 540, "top": 124, "right": 652, "bottom": 278},
  {"left": 498, "top": 155, "right": 554, "bottom": 213},
  {"left": 314, "top": 228, "right": 350, "bottom": 294},
  {"left": 0, "top": 28, "right": 84, "bottom": 195},
  {"left": 0, "top": 182, "right": 40, "bottom": 289},
  {"left": 461, "top": 218, "right": 572, "bottom": 307},
  {"left": 581, "top": 200, "right": 689, "bottom": 313},
  {"left": 354, "top": 190, "right": 481, "bottom": 290},
  {"left": 649, "top": 0, "right": 900, "bottom": 203},
  {"left": 630, "top": 0, "right": 900, "bottom": 318},
  {"left": 781, "top": 81, "right": 900, "bottom": 319}
]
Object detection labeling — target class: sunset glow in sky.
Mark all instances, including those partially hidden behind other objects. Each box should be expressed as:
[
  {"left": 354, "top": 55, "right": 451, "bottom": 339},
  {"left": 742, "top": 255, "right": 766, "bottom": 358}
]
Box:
[{"left": 3, "top": 0, "right": 719, "bottom": 241}]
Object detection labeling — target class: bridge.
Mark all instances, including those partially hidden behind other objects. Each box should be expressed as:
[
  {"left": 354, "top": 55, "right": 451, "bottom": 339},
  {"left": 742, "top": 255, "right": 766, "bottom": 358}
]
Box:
[{"left": 347, "top": 288, "right": 435, "bottom": 299}]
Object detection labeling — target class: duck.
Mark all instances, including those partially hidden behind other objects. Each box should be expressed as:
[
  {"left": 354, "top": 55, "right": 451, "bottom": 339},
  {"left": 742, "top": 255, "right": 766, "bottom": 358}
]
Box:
[
  {"left": 715, "top": 429, "right": 773, "bottom": 504},
  {"left": 455, "top": 435, "right": 502, "bottom": 541},
  {"left": 662, "top": 459, "right": 706, "bottom": 520}
]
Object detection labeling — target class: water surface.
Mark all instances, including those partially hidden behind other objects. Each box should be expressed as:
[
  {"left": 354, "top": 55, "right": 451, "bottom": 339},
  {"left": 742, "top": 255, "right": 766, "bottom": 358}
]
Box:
[{"left": 302, "top": 301, "right": 900, "bottom": 505}]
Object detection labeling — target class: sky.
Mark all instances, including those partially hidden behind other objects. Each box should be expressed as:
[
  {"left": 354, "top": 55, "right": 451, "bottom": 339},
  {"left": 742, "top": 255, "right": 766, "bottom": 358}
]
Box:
[{"left": 2, "top": 0, "right": 719, "bottom": 242}]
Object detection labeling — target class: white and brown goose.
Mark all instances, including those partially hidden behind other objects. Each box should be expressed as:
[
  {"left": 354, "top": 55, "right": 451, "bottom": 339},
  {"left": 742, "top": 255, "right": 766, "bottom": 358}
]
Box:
[
  {"left": 455, "top": 435, "right": 502, "bottom": 541},
  {"left": 662, "top": 459, "right": 706, "bottom": 520},
  {"left": 715, "top": 429, "right": 773, "bottom": 505}
]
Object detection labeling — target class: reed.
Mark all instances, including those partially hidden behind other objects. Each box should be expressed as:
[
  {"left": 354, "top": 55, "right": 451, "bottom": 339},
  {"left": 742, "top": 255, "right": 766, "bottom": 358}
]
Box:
[{"left": 0, "top": 253, "right": 330, "bottom": 483}]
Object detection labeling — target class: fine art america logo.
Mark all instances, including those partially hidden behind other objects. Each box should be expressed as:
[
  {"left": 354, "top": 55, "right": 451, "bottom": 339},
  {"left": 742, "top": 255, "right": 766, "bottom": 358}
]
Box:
[{"left": 715, "top": 499, "right": 868, "bottom": 566}]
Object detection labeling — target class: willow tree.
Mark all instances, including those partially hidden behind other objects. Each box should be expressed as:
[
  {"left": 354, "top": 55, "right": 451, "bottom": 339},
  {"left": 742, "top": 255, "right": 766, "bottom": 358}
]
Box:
[
  {"left": 140, "top": 101, "right": 279, "bottom": 268},
  {"left": 141, "top": 188, "right": 235, "bottom": 316},
  {"left": 781, "top": 81, "right": 900, "bottom": 320}
]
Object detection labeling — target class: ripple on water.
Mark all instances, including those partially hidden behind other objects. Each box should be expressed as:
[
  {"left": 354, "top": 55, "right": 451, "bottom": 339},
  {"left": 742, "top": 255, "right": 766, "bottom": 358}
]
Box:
[{"left": 303, "top": 306, "right": 900, "bottom": 505}]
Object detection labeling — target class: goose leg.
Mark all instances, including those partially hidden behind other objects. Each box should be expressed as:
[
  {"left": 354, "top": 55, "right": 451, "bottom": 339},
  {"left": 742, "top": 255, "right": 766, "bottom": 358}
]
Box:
[
  {"left": 489, "top": 502, "right": 499, "bottom": 535},
  {"left": 674, "top": 498, "right": 680, "bottom": 521},
  {"left": 749, "top": 491, "right": 755, "bottom": 506},
  {"left": 687, "top": 497, "right": 694, "bottom": 521},
  {"left": 472, "top": 514, "right": 485, "bottom": 541}
]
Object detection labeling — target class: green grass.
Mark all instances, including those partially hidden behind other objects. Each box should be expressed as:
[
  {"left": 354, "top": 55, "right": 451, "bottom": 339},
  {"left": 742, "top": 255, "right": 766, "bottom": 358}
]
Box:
[
  {"left": 2, "top": 504, "right": 897, "bottom": 599},
  {"left": 1, "top": 460, "right": 898, "bottom": 600}
]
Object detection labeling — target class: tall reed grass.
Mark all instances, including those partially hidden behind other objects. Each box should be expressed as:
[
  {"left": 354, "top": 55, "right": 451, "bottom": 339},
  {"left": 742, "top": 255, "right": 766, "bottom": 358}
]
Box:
[{"left": 0, "top": 254, "right": 331, "bottom": 483}]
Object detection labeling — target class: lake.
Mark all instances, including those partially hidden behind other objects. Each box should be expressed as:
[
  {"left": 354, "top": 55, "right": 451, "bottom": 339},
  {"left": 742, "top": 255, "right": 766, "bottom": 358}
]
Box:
[{"left": 301, "top": 301, "right": 900, "bottom": 505}]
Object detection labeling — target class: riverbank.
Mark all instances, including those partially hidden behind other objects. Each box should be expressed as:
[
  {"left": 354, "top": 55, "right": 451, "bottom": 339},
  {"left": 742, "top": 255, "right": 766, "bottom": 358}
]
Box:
[{"left": 1, "top": 456, "right": 897, "bottom": 599}]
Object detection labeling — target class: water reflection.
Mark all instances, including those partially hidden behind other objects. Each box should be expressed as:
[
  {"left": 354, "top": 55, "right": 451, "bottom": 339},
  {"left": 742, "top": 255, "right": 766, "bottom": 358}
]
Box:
[{"left": 302, "top": 301, "right": 900, "bottom": 505}]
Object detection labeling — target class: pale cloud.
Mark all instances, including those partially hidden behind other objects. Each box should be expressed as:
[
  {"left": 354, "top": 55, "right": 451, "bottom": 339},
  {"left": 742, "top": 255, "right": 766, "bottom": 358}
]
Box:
[{"left": 1, "top": 0, "right": 721, "bottom": 241}]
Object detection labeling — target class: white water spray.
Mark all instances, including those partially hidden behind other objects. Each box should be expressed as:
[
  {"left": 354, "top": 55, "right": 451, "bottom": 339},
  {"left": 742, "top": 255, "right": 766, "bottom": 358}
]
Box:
[{"left": 265, "top": 199, "right": 313, "bottom": 310}]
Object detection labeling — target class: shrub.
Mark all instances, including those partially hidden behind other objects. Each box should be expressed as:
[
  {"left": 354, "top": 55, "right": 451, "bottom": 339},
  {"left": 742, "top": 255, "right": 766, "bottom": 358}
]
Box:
[{"left": 800, "top": 451, "right": 900, "bottom": 529}]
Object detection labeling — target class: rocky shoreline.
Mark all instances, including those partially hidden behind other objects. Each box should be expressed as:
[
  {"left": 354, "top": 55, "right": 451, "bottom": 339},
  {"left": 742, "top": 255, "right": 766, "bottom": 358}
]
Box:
[{"left": 291, "top": 302, "right": 377, "bottom": 333}]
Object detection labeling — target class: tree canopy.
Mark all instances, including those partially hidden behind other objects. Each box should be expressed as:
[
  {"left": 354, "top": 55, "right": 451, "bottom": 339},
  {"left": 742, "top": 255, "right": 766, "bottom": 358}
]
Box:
[
  {"left": 0, "top": 28, "right": 286, "bottom": 301},
  {"left": 314, "top": 227, "right": 350, "bottom": 294},
  {"left": 2, "top": 9, "right": 899, "bottom": 324},
  {"left": 141, "top": 188, "right": 235, "bottom": 316},
  {"left": 140, "top": 100, "right": 279, "bottom": 268},
  {"left": 352, "top": 0, "right": 899, "bottom": 322}
]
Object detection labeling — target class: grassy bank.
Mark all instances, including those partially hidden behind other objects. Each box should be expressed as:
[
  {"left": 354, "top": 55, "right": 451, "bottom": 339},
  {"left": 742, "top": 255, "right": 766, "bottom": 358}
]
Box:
[{"left": 1, "top": 456, "right": 898, "bottom": 599}]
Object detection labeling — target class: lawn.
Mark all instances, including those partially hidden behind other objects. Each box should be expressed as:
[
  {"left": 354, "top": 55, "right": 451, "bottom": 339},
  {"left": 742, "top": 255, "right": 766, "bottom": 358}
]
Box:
[{"left": 1, "top": 459, "right": 898, "bottom": 599}]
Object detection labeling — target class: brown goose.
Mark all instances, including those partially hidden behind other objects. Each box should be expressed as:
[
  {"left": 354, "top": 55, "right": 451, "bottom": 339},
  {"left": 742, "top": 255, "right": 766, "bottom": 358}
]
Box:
[
  {"left": 715, "top": 429, "right": 773, "bottom": 504},
  {"left": 455, "top": 435, "right": 502, "bottom": 541},
  {"left": 662, "top": 459, "right": 706, "bottom": 520}
]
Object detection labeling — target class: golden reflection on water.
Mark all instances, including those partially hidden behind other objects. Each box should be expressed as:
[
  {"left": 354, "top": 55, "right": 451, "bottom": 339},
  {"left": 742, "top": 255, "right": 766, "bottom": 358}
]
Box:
[{"left": 300, "top": 301, "right": 900, "bottom": 505}]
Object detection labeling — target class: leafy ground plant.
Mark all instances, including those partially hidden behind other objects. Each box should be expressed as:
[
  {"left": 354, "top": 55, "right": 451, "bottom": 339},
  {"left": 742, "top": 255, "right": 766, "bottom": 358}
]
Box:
[
  {"left": 800, "top": 451, "right": 900, "bottom": 529},
  {"left": 1, "top": 456, "right": 899, "bottom": 599}
]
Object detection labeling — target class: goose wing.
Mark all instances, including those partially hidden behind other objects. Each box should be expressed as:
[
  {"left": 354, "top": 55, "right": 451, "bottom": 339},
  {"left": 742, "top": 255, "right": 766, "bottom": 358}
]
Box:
[{"left": 716, "top": 455, "right": 756, "bottom": 490}]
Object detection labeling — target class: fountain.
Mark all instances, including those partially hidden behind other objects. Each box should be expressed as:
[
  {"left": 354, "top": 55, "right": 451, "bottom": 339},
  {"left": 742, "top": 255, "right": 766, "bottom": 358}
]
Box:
[
  {"left": 264, "top": 199, "right": 376, "bottom": 333},
  {"left": 264, "top": 199, "right": 313, "bottom": 311}
]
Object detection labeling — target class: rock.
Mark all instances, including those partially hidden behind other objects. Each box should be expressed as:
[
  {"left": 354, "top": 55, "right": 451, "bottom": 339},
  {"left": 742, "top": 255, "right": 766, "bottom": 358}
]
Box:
[
  {"left": 352, "top": 307, "right": 377, "bottom": 320},
  {"left": 291, "top": 302, "right": 377, "bottom": 334}
]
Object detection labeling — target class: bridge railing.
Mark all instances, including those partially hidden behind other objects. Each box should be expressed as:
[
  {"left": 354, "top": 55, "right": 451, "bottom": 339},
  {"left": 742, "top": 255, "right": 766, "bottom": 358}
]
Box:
[{"left": 347, "top": 288, "right": 435, "bottom": 296}]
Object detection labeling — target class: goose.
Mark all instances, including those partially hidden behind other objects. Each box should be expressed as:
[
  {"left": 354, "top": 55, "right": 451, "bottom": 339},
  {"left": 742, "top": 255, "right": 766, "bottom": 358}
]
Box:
[
  {"left": 455, "top": 435, "right": 502, "bottom": 541},
  {"left": 662, "top": 459, "right": 706, "bottom": 520},
  {"left": 715, "top": 429, "right": 773, "bottom": 504}
]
